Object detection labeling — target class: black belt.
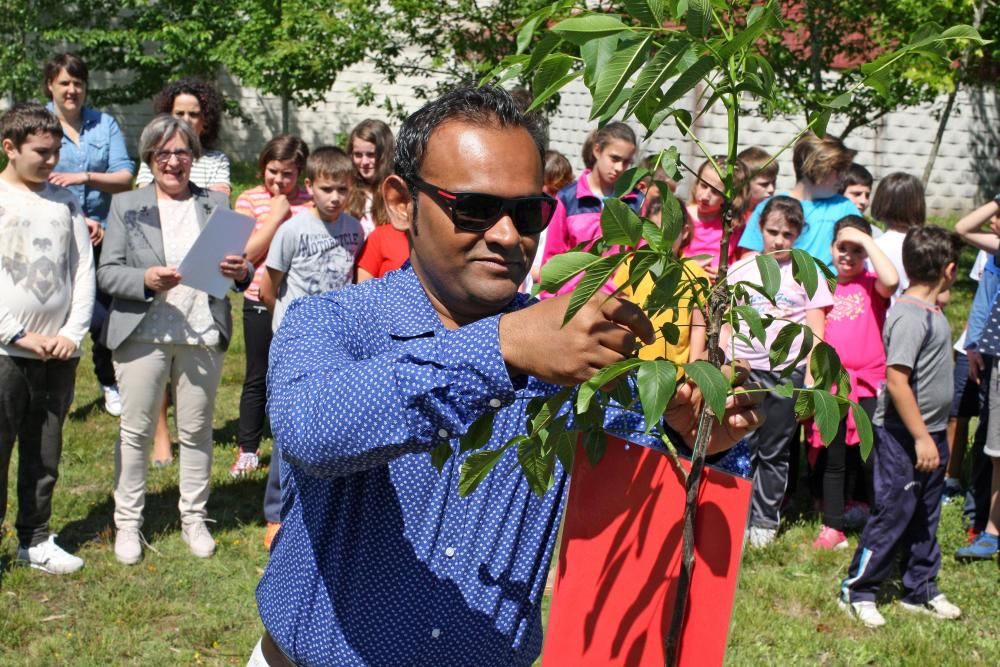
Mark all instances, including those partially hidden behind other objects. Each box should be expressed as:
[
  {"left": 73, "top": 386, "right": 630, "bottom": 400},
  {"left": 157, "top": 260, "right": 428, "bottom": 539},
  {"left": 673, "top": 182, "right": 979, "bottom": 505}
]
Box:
[{"left": 261, "top": 632, "right": 297, "bottom": 667}]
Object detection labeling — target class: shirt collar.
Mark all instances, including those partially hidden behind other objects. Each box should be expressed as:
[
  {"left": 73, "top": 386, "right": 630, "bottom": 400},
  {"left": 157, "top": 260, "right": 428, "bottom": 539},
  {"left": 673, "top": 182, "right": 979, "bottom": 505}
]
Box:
[{"left": 385, "top": 262, "right": 532, "bottom": 339}]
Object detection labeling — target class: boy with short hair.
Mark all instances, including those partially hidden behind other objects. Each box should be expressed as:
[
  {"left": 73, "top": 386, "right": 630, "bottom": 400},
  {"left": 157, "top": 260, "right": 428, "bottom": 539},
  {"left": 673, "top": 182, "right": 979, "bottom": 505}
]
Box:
[
  {"left": 260, "top": 146, "right": 365, "bottom": 328},
  {"left": 840, "top": 225, "right": 963, "bottom": 628},
  {"left": 738, "top": 132, "right": 860, "bottom": 270},
  {"left": 0, "top": 103, "right": 95, "bottom": 574},
  {"left": 840, "top": 162, "right": 874, "bottom": 215},
  {"left": 737, "top": 145, "right": 778, "bottom": 209}
]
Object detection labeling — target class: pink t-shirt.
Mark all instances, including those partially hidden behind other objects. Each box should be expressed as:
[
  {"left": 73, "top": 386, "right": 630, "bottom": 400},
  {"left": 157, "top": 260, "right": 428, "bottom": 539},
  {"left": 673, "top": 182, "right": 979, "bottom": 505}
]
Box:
[
  {"left": 683, "top": 209, "right": 723, "bottom": 270},
  {"left": 235, "top": 185, "right": 313, "bottom": 301},
  {"left": 824, "top": 271, "right": 889, "bottom": 397},
  {"left": 726, "top": 257, "right": 833, "bottom": 371}
]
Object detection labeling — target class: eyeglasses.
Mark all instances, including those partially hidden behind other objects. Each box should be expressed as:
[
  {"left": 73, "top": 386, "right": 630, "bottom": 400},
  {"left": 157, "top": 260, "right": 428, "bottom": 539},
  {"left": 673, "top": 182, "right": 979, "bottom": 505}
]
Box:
[
  {"left": 153, "top": 149, "right": 194, "bottom": 166},
  {"left": 407, "top": 176, "right": 557, "bottom": 235}
]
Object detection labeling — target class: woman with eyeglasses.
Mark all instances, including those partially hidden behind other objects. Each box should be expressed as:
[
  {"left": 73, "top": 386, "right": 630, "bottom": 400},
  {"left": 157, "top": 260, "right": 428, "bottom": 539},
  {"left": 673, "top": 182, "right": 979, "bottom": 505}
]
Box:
[
  {"left": 136, "top": 79, "right": 232, "bottom": 467},
  {"left": 44, "top": 53, "right": 135, "bottom": 419},
  {"left": 98, "top": 114, "right": 252, "bottom": 565}
]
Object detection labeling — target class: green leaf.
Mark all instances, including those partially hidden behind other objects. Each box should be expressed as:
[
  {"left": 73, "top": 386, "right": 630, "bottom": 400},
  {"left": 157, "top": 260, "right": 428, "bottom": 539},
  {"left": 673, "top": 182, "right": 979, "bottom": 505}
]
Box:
[
  {"left": 790, "top": 248, "right": 818, "bottom": 299},
  {"left": 734, "top": 305, "right": 766, "bottom": 344},
  {"left": 755, "top": 254, "right": 781, "bottom": 300},
  {"left": 682, "top": 359, "right": 728, "bottom": 420},
  {"left": 660, "top": 321, "right": 681, "bottom": 345},
  {"left": 601, "top": 198, "right": 644, "bottom": 246},
  {"left": 718, "top": 3, "right": 779, "bottom": 59},
  {"left": 815, "top": 258, "right": 838, "bottom": 294},
  {"left": 531, "top": 54, "right": 574, "bottom": 99},
  {"left": 641, "top": 220, "right": 665, "bottom": 252},
  {"left": 527, "top": 71, "right": 583, "bottom": 112},
  {"left": 852, "top": 401, "right": 874, "bottom": 460},
  {"left": 637, "top": 359, "right": 678, "bottom": 433},
  {"left": 552, "top": 14, "right": 629, "bottom": 45},
  {"left": 622, "top": 0, "right": 657, "bottom": 25},
  {"left": 527, "top": 32, "right": 564, "bottom": 71},
  {"left": 660, "top": 54, "right": 714, "bottom": 110},
  {"left": 659, "top": 187, "right": 684, "bottom": 244},
  {"left": 613, "top": 166, "right": 649, "bottom": 199},
  {"left": 769, "top": 322, "right": 801, "bottom": 370},
  {"left": 809, "top": 341, "right": 843, "bottom": 391},
  {"left": 459, "top": 438, "right": 519, "bottom": 497},
  {"left": 625, "top": 40, "right": 690, "bottom": 118},
  {"left": 809, "top": 109, "right": 832, "bottom": 138},
  {"left": 827, "top": 92, "right": 852, "bottom": 109},
  {"left": 686, "top": 0, "right": 711, "bottom": 39},
  {"left": 772, "top": 382, "right": 795, "bottom": 398},
  {"left": 785, "top": 325, "right": 814, "bottom": 376},
  {"left": 794, "top": 389, "right": 814, "bottom": 421},
  {"left": 430, "top": 441, "right": 452, "bottom": 472},
  {"left": 459, "top": 411, "right": 497, "bottom": 454},
  {"left": 583, "top": 429, "right": 607, "bottom": 465},
  {"left": 581, "top": 33, "right": 621, "bottom": 88},
  {"left": 555, "top": 431, "right": 576, "bottom": 471},
  {"left": 518, "top": 436, "right": 555, "bottom": 497},
  {"left": 516, "top": 14, "right": 542, "bottom": 54},
  {"left": 539, "top": 251, "right": 605, "bottom": 292},
  {"left": 577, "top": 357, "right": 645, "bottom": 413},
  {"left": 813, "top": 391, "right": 841, "bottom": 446},
  {"left": 564, "top": 254, "right": 629, "bottom": 325},
  {"left": 591, "top": 35, "right": 652, "bottom": 120}
]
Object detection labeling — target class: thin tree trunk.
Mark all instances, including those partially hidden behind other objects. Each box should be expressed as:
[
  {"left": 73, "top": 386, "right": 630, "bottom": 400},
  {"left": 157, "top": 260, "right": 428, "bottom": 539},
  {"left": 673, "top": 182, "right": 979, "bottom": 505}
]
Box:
[
  {"left": 281, "top": 95, "right": 291, "bottom": 134},
  {"left": 922, "top": 0, "right": 988, "bottom": 186}
]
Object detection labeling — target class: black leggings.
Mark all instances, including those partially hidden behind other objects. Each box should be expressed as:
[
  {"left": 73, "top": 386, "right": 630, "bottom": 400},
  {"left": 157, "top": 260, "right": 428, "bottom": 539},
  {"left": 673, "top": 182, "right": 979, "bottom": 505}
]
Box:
[
  {"left": 237, "top": 300, "right": 273, "bottom": 453},
  {"left": 814, "top": 397, "right": 877, "bottom": 530}
]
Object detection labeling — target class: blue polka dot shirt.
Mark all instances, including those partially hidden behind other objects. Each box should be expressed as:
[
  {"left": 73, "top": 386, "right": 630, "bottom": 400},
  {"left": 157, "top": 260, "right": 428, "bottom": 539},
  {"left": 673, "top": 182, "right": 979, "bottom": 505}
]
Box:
[{"left": 257, "top": 264, "right": 679, "bottom": 666}]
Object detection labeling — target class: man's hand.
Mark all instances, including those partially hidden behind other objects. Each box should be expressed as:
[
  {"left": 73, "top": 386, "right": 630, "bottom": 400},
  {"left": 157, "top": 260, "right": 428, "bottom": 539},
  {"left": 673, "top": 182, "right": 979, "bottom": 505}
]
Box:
[
  {"left": 499, "top": 293, "right": 655, "bottom": 386},
  {"left": 44, "top": 335, "right": 77, "bottom": 360},
  {"left": 13, "top": 331, "right": 51, "bottom": 360},
  {"left": 914, "top": 434, "right": 940, "bottom": 472},
  {"left": 664, "top": 360, "right": 764, "bottom": 455},
  {"left": 144, "top": 266, "right": 182, "bottom": 292},
  {"left": 84, "top": 218, "right": 104, "bottom": 245},
  {"left": 967, "top": 348, "right": 985, "bottom": 384}
]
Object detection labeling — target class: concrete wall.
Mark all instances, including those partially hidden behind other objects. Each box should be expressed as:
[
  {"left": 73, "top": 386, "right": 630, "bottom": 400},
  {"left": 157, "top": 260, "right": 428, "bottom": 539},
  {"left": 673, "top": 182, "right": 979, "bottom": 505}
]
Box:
[{"left": 105, "top": 62, "right": 999, "bottom": 216}]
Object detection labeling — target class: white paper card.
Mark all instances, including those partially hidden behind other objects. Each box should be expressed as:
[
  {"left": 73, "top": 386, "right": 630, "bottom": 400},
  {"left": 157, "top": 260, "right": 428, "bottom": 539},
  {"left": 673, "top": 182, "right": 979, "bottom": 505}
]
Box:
[{"left": 178, "top": 208, "right": 255, "bottom": 298}]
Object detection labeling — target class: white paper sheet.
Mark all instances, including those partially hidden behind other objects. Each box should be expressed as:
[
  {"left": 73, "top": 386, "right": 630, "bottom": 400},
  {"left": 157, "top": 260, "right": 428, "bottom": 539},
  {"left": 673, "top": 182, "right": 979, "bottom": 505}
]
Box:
[{"left": 178, "top": 208, "right": 256, "bottom": 298}]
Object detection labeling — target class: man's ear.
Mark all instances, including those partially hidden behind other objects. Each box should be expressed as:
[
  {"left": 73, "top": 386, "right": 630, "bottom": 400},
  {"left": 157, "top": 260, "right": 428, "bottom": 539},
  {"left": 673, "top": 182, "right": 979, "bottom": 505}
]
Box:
[
  {"left": 382, "top": 174, "right": 413, "bottom": 233},
  {"left": 2, "top": 138, "right": 17, "bottom": 161}
]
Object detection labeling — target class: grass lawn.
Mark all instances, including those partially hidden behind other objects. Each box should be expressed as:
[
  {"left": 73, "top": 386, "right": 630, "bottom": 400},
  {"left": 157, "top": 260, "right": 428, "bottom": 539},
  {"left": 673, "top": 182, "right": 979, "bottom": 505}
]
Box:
[{"left": 1, "top": 207, "right": 996, "bottom": 664}]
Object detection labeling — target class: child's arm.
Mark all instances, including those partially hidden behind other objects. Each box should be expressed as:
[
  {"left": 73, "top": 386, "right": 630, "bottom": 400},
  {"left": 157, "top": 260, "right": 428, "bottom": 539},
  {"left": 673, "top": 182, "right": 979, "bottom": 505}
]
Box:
[
  {"left": 688, "top": 307, "right": 707, "bottom": 361},
  {"left": 243, "top": 190, "right": 294, "bottom": 266},
  {"left": 260, "top": 268, "right": 284, "bottom": 313},
  {"left": 804, "top": 307, "right": 826, "bottom": 386},
  {"left": 838, "top": 226, "right": 899, "bottom": 297},
  {"left": 885, "top": 364, "right": 940, "bottom": 472},
  {"left": 955, "top": 199, "right": 1000, "bottom": 253}
]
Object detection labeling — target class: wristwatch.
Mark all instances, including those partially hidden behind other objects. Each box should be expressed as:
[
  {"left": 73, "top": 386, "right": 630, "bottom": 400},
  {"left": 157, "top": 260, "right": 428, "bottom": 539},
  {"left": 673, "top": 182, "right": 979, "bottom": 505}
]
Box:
[{"left": 7, "top": 329, "right": 26, "bottom": 345}]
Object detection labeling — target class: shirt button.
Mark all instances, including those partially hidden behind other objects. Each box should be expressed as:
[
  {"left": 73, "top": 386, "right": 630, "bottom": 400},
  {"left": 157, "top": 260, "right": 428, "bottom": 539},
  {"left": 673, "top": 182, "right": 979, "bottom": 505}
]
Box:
[
  {"left": 488, "top": 398, "right": 502, "bottom": 408},
  {"left": 444, "top": 546, "right": 455, "bottom": 558},
  {"left": 438, "top": 428, "right": 449, "bottom": 439},
  {"left": 431, "top": 628, "right": 441, "bottom": 639}
]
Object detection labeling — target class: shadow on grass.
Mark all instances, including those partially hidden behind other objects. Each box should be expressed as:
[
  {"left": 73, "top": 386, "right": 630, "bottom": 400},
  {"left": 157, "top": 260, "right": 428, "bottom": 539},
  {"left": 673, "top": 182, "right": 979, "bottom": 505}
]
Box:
[
  {"left": 68, "top": 397, "right": 105, "bottom": 422},
  {"left": 57, "top": 474, "right": 268, "bottom": 553}
]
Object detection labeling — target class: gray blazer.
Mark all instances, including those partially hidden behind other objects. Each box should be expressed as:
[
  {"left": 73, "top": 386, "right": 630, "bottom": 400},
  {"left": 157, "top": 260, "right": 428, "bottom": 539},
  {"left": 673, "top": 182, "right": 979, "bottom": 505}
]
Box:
[{"left": 98, "top": 184, "right": 248, "bottom": 351}]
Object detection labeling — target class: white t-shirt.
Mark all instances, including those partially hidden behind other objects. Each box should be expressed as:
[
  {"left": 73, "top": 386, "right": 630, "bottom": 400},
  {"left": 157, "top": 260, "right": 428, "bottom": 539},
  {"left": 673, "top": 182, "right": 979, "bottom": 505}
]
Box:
[
  {"left": 266, "top": 209, "right": 364, "bottom": 331},
  {"left": 874, "top": 229, "right": 907, "bottom": 300},
  {"left": 130, "top": 197, "right": 219, "bottom": 346},
  {"left": 0, "top": 180, "right": 95, "bottom": 358},
  {"left": 725, "top": 256, "right": 834, "bottom": 371}
]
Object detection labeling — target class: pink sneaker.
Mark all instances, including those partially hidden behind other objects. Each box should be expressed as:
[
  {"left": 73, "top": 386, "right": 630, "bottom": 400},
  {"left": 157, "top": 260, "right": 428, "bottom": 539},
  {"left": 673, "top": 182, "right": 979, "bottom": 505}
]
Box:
[{"left": 813, "top": 525, "right": 849, "bottom": 550}]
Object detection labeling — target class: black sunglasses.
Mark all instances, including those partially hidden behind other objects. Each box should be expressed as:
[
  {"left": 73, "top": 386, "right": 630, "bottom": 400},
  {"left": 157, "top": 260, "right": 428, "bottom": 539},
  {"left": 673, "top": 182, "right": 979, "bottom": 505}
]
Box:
[{"left": 407, "top": 176, "right": 557, "bottom": 235}]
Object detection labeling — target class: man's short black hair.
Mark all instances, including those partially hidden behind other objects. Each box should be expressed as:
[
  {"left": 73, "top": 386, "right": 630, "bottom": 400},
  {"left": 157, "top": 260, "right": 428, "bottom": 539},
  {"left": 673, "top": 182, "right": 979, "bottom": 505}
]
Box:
[
  {"left": 841, "top": 162, "right": 874, "bottom": 191},
  {"left": 902, "top": 225, "right": 961, "bottom": 284},
  {"left": 394, "top": 86, "right": 546, "bottom": 185}
]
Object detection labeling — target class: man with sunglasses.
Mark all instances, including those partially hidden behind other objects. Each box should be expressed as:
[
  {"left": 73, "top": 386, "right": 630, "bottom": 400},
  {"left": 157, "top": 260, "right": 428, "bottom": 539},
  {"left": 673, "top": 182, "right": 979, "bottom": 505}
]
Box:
[{"left": 252, "top": 87, "right": 762, "bottom": 667}]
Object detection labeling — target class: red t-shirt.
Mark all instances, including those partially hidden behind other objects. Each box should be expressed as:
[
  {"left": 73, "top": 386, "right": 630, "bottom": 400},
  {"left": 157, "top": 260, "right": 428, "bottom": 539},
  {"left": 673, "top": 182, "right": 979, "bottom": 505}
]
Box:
[{"left": 357, "top": 224, "right": 409, "bottom": 279}]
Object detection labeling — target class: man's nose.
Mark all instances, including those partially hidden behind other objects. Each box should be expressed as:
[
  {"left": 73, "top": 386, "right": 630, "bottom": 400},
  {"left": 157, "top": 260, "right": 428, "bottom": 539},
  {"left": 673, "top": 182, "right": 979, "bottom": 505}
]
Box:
[{"left": 484, "top": 211, "right": 520, "bottom": 246}]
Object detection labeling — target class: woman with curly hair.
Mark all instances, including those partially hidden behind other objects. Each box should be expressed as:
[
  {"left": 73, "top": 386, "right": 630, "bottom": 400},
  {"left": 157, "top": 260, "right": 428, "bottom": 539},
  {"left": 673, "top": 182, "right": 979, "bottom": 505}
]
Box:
[{"left": 136, "top": 79, "right": 231, "bottom": 194}]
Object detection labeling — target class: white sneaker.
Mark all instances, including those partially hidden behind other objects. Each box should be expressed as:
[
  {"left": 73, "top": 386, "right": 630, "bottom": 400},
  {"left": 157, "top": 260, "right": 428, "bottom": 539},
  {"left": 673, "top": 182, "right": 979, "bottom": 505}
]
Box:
[
  {"left": 748, "top": 526, "right": 777, "bottom": 548},
  {"left": 114, "top": 527, "right": 143, "bottom": 565},
  {"left": 181, "top": 521, "right": 216, "bottom": 558},
  {"left": 899, "top": 594, "right": 962, "bottom": 620},
  {"left": 17, "top": 534, "right": 84, "bottom": 574},
  {"left": 839, "top": 597, "right": 886, "bottom": 628},
  {"left": 102, "top": 384, "right": 122, "bottom": 417}
]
